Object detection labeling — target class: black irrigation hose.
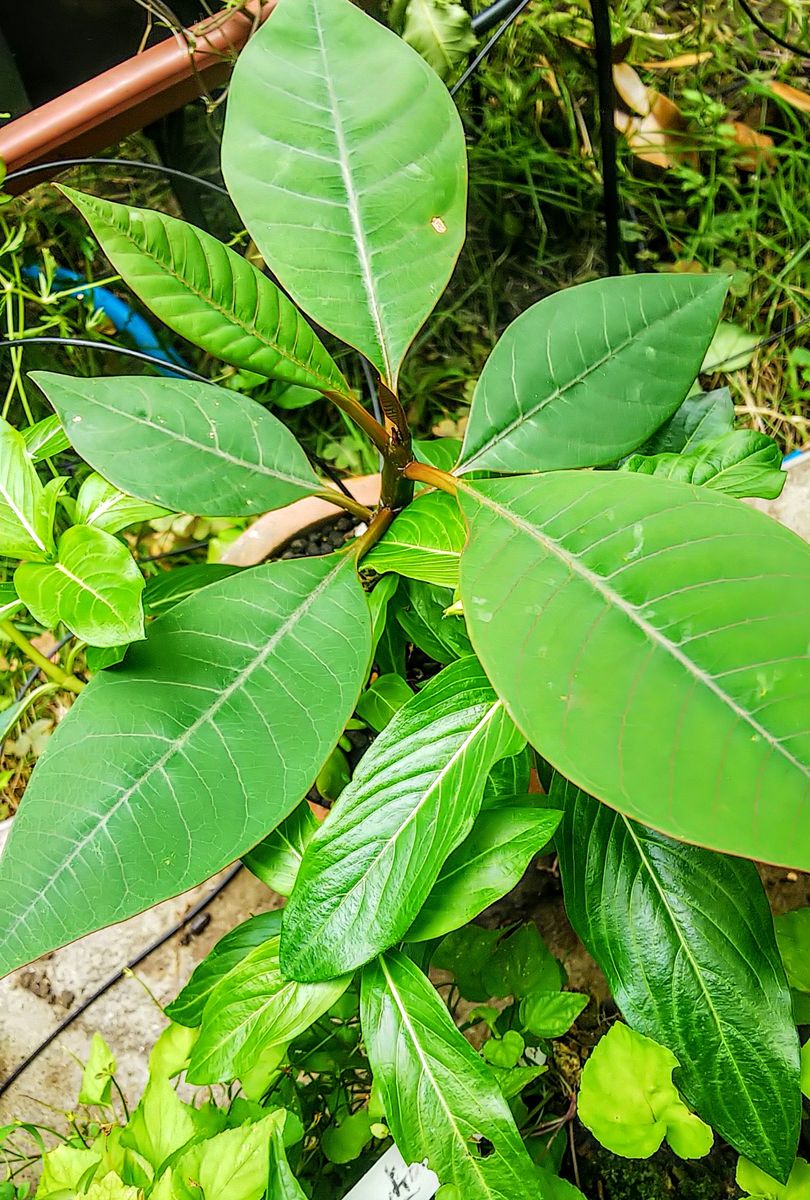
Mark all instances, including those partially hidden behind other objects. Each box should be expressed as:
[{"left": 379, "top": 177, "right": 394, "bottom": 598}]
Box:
[
  {"left": 3, "top": 159, "right": 231, "bottom": 198},
  {"left": 735, "top": 0, "right": 810, "bottom": 57},
  {"left": 588, "top": 0, "right": 621, "bottom": 276},
  {"left": 0, "top": 863, "right": 244, "bottom": 1102},
  {"left": 14, "top": 634, "right": 73, "bottom": 703},
  {"left": 471, "top": 0, "right": 524, "bottom": 36},
  {"left": 0, "top": 336, "right": 210, "bottom": 383},
  {"left": 450, "top": 0, "right": 534, "bottom": 97}
]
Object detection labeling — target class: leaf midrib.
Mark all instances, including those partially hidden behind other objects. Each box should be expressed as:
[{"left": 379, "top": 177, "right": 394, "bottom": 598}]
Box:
[
  {"left": 6, "top": 556, "right": 349, "bottom": 938},
  {"left": 460, "top": 287, "right": 711, "bottom": 469},
  {"left": 63, "top": 389, "right": 318, "bottom": 493},
  {"left": 379, "top": 956, "right": 493, "bottom": 1195},
  {"left": 298, "top": 700, "right": 503, "bottom": 947},
  {"left": 88, "top": 198, "right": 348, "bottom": 398},
  {"left": 621, "top": 815, "right": 769, "bottom": 1144},
  {"left": 311, "top": 0, "right": 391, "bottom": 383},
  {"left": 468, "top": 484, "right": 810, "bottom": 784}
]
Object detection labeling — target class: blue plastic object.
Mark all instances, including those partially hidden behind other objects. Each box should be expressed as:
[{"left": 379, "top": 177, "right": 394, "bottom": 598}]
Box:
[{"left": 22, "top": 265, "right": 190, "bottom": 377}]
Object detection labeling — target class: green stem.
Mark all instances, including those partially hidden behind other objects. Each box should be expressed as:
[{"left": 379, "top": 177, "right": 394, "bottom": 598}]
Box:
[
  {"left": 0, "top": 620, "right": 85, "bottom": 693},
  {"left": 324, "top": 389, "right": 388, "bottom": 453},
  {"left": 403, "top": 459, "right": 459, "bottom": 495},
  {"left": 314, "top": 489, "right": 374, "bottom": 522}
]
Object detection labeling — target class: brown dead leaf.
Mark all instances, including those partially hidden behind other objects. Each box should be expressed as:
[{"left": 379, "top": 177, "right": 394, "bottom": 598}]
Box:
[
  {"left": 730, "top": 122, "right": 775, "bottom": 171},
  {"left": 614, "top": 80, "right": 698, "bottom": 170},
  {"left": 30, "top": 632, "right": 58, "bottom": 659},
  {"left": 613, "top": 63, "right": 651, "bottom": 116},
  {"left": 637, "top": 51, "right": 713, "bottom": 70},
  {"left": 764, "top": 79, "right": 810, "bottom": 114}
]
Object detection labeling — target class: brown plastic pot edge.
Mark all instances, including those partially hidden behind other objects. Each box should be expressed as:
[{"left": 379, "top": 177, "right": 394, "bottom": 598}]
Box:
[{"left": 0, "top": 1, "right": 274, "bottom": 193}]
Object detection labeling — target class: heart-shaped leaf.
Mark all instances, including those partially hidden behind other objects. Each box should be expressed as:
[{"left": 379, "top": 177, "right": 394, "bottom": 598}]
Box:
[
  {"left": 281, "top": 656, "right": 524, "bottom": 981},
  {"left": 221, "top": 0, "right": 467, "bottom": 387},
  {"left": 0, "top": 554, "right": 370, "bottom": 976},
  {"left": 459, "top": 472, "right": 810, "bottom": 868},
  {"left": 31, "top": 372, "right": 321, "bottom": 518},
  {"left": 555, "top": 776, "right": 800, "bottom": 1180},
  {"left": 15, "top": 525, "right": 145, "bottom": 646},
  {"left": 458, "top": 274, "right": 729, "bottom": 474},
  {"left": 62, "top": 188, "right": 349, "bottom": 398}
]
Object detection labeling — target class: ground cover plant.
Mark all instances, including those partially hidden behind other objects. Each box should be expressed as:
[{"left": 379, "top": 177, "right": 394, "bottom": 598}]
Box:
[{"left": 0, "top": 0, "right": 809, "bottom": 1194}]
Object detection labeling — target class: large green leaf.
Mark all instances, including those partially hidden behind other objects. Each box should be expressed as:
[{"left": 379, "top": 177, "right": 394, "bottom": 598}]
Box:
[
  {"left": 281, "top": 656, "right": 524, "bottom": 981},
  {"left": 555, "top": 776, "right": 800, "bottom": 1180},
  {"left": 74, "top": 473, "right": 170, "bottom": 534},
  {"left": 166, "top": 911, "right": 284, "bottom": 1028},
  {"left": 15, "top": 525, "right": 145, "bottom": 646},
  {"left": 623, "top": 430, "right": 785, "bottom": 500},
  {"left": 31, "top": 372, "right": 321, "bottom": 518},
  {"left": 458, "top": 472, "right": 810, "bottom": 868},
  {"left": 221, "top": 0, "right": 467, "bottom": 387},
  {"left": 243, "top": 802, "right": 318, "bottom": 897},
  {"left": 364, "top": 490, "right": 465, "bottom": 586},
  {"left": 62, "top": 189, "right": 349, "bottom": 398},
  {"left": 407, "top": 802, "right": 561, "bottom": 941},
  {"left": 402, "top": 0, "right": 476, "bottom": 81},
  {"left": 457, "top": 274, "right": 729, "bottom": 474},
  {"left": 0, "top": 554, "right": 370, "bottom": 976},
  {"left": 0, "top": 415, "right": 54, "bottom": 560},
  {"left": 361, "top": 951, "right": 537, "bottom": 1199},
  {"left": 144, "top": 563, "right": 242, "bottom": 615},
  {"left": 187, "top": 936, "right": 351, "bottom": 1084}
]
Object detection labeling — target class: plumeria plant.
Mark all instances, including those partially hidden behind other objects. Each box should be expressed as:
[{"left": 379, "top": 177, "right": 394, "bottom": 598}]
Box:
[{"left": 0, "top": 0, "right": 808, "bottom": 1195}]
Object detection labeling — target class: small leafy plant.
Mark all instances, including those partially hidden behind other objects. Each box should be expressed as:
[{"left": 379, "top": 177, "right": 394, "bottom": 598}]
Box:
[{"left": 1, "top": 0, "right": 809, "bottom": 1193}]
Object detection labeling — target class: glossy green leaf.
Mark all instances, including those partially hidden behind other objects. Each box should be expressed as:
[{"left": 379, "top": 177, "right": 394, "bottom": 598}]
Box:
[
  {"left": 170, "top": 1111, "right": 286, "bottom": 1200},
  {"left": 556, "top": 777, "right": 799, "bottom": 1179},
  {"left": 736, "top": 1157, "right": 810, "bottom": 1200},
  {"left": 365, "top": 491, "right": 466, "bottom": 586},
  {"left": 623, "top": 430, "right": 785, "bottom": 499},
  {"left": 15, "top": 525, "right": 145, "bottom": 646},
  {"left": 403, "top": 0, "right": 476, "bottom": 81},
  {"left": 281, "top": 657, "right": 523, "bottom": 981},
  {"left": 775, "top": 909, "right": 810, "bottom": 994},
  {"left": 520, "top": 991, "right": 587, "bottom": 1038},
  {"left": 166, "top": 911, "right": 283, "bottom": 1027},
  {"left": 243, "top": 803, "right": 318, "bottom": 897},
  {"left": 187, "top": 936, "right": 351, "bottom": 1084},
  {"left": 37, "top": 1144, "right": 102, "bottom": 1198},
  {"left": 321, "top": 1110, "right": 373, "bottom": 1164},
  {"left": 355, "top": 672, "right": 414, "bottom": 731},
  {"left": 481, "top": 1029, "right": 524, "bottom": 1069},
  {"left": 62, "top": 188, "right": 349, "bottom": 397},
  {"left": 487, "top": 922, "right": 563, "bottom": 1000},
  {"left": 579, "top": 1023, "right": 713, "bottom": 1160},
  {"left": 432, "top": 925, "right": 502, "bottom": 1001},
  {"left": 143, "top": 563, "right": 242, "bottom": 614},
  {"left": 414, "top": 437, "right": 462, "bottom": 471},
  {"left": 0, "top": 554, "right": 370, "bottom": 976},
  {"left": 482, "top": 746, "right": 531, "bottom": 809},
  {"left": 0, "top": 415, "right": 54, "bottom": 560},
  {"left": 0, "top": 581, "right": 21, "bottom": 620},
  {"left": 121, "top": 1075, "right": 196, "bottom": 1173},
  {"left": 639, "top": 387, "right": 734, "bottom": 455},
  {"left": 802, "top": 1043, "right": 809, "bottom": 1100},
  {"left": 31, "top": 372, "right": 321, "bottom": 518},
  {"left": 79, "top": 1033, "right": 117, "bottom": 1106},
  {"left": 74, "top": 473, "right": 170, "bottom": 534},
  {"left": 21, "top": 414, "right": 70, "bottom": 463},
  {"left": 268, "top": 1123, "right": 307, "bottom": 1200},
  {"left": 458, "top": 274, "right": 729, "bottom": 473},
  {"left": 397, "top": 578, "right": 473, "bottom": 663},
  {"left": 407, "top": 803, "right": 561, "bottom": 941},
  {"left": 459, "top": 471, "right": 810, "bottom": 868},
  {"left": 361, "top": 951, "right": 537, "bottom": 1198},
  {"left": 221, "top": 0, "right": 467, "bottom": 387},
  {"left": 84, "top": 1173, "right": 140, "bottom": 1200},
  {"left": 148, "top": 1022, "right": 199, "bottom": 1079}
]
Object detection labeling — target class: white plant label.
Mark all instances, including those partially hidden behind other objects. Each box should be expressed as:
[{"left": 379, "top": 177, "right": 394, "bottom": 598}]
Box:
[{"left": 341, "top": 1144, "right": 439, "bottom": 1200}]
